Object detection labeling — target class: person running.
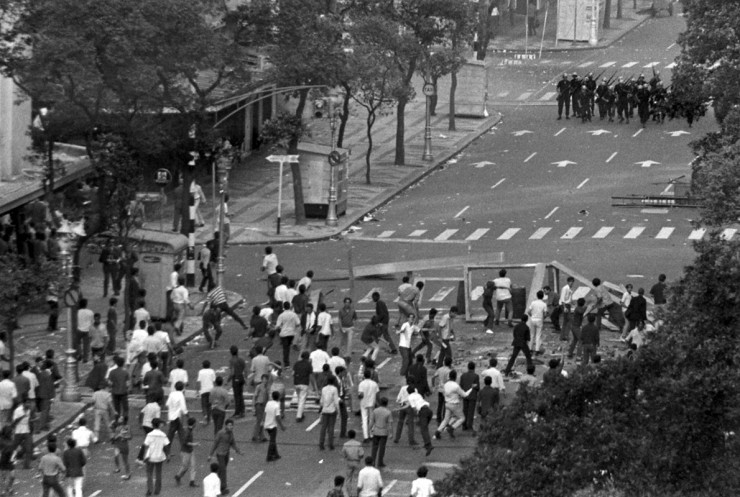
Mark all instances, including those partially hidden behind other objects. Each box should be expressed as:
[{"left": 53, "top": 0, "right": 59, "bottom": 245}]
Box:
[
  {"left": 357, "top": 456, "right": 383, "bottom": 497},
  {"left": 201, "top": 286, "right": 248, "bottom": 331},
  {"left": 174, "top": 417, "right": 198, "bottom": 487},
  {"left": 410, "top": 465, "right": 435, "bottom": 497},
  {"left": 110, "top": 416, "right": 132, "bottom": 480},
  {"left": 209, "top": 419, "right": 242, "bottom": 495},
  {"left": 435, "top": 370, "right": 472, "bottom": 439},
  {"left": 503, "top": 315, "right": 534, "bottom": 376},
  {"left": 198, "top": 360, "right": 216, "bottom": 426}
]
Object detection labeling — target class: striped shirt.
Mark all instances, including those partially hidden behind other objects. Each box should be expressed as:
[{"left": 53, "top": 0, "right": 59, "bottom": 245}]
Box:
[{"left": 207, "top": 286, "right": 227, "bottom": 306}]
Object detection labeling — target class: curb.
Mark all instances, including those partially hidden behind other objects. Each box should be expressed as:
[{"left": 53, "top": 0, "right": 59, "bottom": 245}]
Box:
[{"left": 230, "top": 114, "right": 503, "bottom": 246}]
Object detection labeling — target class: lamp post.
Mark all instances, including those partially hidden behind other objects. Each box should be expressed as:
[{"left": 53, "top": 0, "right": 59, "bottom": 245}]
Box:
[
  {"left": 589, "top": 0, "right": 598, "bottom": 46},
  {"left": 57, "top": 220, "right": 84, "bottom": 403},
  {"left": 326, "top": 94, "right": 342, "bottom": 227},
  {"left": 422, "top": 82, "right": 435, "bottom": 161},
  {"left": 216, "top": 157, "right": 231, "bottom": 288}
]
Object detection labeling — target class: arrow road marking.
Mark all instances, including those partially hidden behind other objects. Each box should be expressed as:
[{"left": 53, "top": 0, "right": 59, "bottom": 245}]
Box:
[
  {"left": 587, "top": 129, "right": 611, "bottom": 136},
  {"left": 512, "top": 130, "right": 534, "bottom": 136},
  {"left": 471, "top": 161, "right": 496, "bottom": 168},
  {"left": 428, "top": 287, "right": 455, "bottom": 301},
  {"left": 666, "top": 130, "right": 690, "bottom": 137},
  {"left": 524, "top": 152, "right": 537, "bottom": 163},
  {"left": 635, "top": 160, "right": 661, "bottom": 168},
  {"left": 552, "top": 160, "right": 577, "bottom": 168}
]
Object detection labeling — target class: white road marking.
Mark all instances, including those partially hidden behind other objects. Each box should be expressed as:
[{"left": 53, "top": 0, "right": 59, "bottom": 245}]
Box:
[
  {"left": 491, "top": 178, "right": 506, "bottom": 189},
  {"left": 666, "top": 42, "right": 676, "bottom": 50},
  {"left": 409, "top": 230, "right": 427, "bottom": 237},
  {"left": 454, "top": 206, "right": 469, "bottom": 218},
  {"left": 377, "top": 357, "right": 392, "bottom": 369},
  {"left": 722, "top": 228, "right": 737, "bottom": 240},
  {"left": 606, "top": 151, "right": 618, "bottom": 163},
  {"left": 577, "top": 61, "right": 594, "bottom": 68},
  {"left": 497, "top": 91, "right": 510, "bottom": 98},
  {"left": 359, "top": 288, "right": 382, "bottom": 304},
  {"left": 624, "top": 227, "right": 645, "bottom": 239},
  {"left": 632, "top": 129, "right": 643, "bottom": 138},
  {"left": 497, "top": 228, "right": 520, "bottom": 240},
  {"left": 435, "top": 229, "right": 459, "bottom": 241},
  {"left": 599, "top": 61, "right": 616, "bottom": 68},
  {"left": 524, "top": 152, "right": 537, "bottom": 162},
  {"left": 88, "top": 492, "right": 102, "bottom": 497},
  {"left": 622, "top": 61, "right": 638, "bottom": 68},
  {"left": 544, "top": 207, "right": 559, "bottom": 219},
  {"left": 428, "top": 287, "right": 455, "bottom": 301},
  {"left": 655, "top": 227, "right": 675, "bottom": 239},
  {"left": 306, "top": 418, "right": 321, "bottom": 432},
  {"left": 635, "top": 160, "right": 660, "bottom": 168},
  {"left": 688, "top": 228, "right": 706, "bottom": 240},
  {"left": 381, "top": 480, "right": 399, "bottom": 496},
  {"left": 378, "top": 231, "right": 395, "bottom": 238},
  {"left": 576, "top": 178, "right": 590, "bottom": 189},
  {"left": 466, "top": 228, "right": 490, "bottom": 241},
  {"left": 530, "top": 227, "right": 551, "bottom": 239},
  {"left": 561, "top": 227, "right": 582, "bottom": 239},
  {"left": 593, "top": 227, "right": 614, "bottom": 239},
  {"left": 540, "top": 92, "right": 556, "bottom": 101},
  {"left": 516, "top": 92, "right": 532, "bottom": 100},
  {"left": 626, "top": 274, "right": 644, "bottom": 278},
  {"left": 661, "top": 183, "right": 675, "bottom": 195},
  {"left": 665, "top": 62, "right": 676, "bottom": 69},
  {"left": 641, "top": 208, "right": 669, "bottom": 214},
  {"left": 233, "top": 471, "right": 264, "bottom": 497},
  {"left": 554, "top": 127, "right": 566, "bottom": 137},
  {"left": 643, "top": 61, "right": 660, "bottom": 68},
  {"left": 552, "top": 160, "right": 576, "bottom": 168}
]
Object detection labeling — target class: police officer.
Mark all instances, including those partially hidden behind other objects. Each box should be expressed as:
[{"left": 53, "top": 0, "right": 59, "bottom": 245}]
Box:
[
  {"left": 595, "top": 78, "right": 609, "bottom": 120},
  {"left": 627, "top": 76, "right": 638, "bottom": 118},
  {"left": 570, "top": 73, "right": 581, "bottom": 118},
  {"left": 606, "top": 85, "right": 616, "bottom": 123},
  {"left": 614, "top": 77, "right": 630, "bottom": 124},
  {"left": 585, "top": 72, "right": 597, "bottom": 114},
  {"left": 556, "top": 73, "right": 571, "bottom": 120},
  {"left": 649, "top": 71, "right": 661, "bottom": 91},
  {"left": 579, "top": 84, "right": 593, "bottom": 123},
  {"left": 651, "top": 81, "right": 668, "bottom": 123},
  {"left": 636, "top": 84, "right": 651, "bottom": 128}
]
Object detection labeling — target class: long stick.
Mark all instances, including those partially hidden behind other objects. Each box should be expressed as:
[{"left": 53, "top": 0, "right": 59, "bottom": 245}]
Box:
[{"left": 539, "top": 0, "right": 549, "bottom": 59}]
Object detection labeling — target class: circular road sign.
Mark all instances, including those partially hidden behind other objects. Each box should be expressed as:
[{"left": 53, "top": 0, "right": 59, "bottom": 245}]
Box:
[
  {"left": 64, "top": 288, "right": 80, "bottom": 307},
  {"left": 155, "top": 168, "right": 172, "bottom": 186},
  {"left": 328, "top": 151, "right": 342, "bottom": 167},
  {"left": 422, "top": 83, "right": 435, "bottom": 97}
]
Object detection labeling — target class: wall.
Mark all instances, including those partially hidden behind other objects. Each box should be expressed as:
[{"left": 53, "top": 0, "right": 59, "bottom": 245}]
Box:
[{"left": 0, "top": 75, "right": 31, "bottom": 181}]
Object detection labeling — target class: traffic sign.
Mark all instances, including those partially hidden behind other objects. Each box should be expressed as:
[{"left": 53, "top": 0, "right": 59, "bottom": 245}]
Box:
[
  {"left": 266, "top": 155, "right": 299, "bottom": 163},
  {"left": 328, "top": 151, "right": 342, "bottom": 167},
  {"left": 64, "top": 288, "right": 80, "bottom": 307},
  {"left": 155, "top": 168, "right": 172, "bottom": 186},
  {"left": 422, "top": 83, "right": 435, "bottom": 96}
]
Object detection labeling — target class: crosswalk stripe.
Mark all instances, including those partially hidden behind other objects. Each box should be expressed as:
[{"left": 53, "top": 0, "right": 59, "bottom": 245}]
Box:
[
  {"left": 561, "top": 227, "right": 582, "bottom": 239},
  {"left": 359, "top": 288, "right": 382, "bottom": 304},
  {"left": 593, "top": 227, "right": 614, "bottom": 239},
  {"left": 721, "top": 228, "right": 737, "bottom": 240},
  {"left": 428, "top": 286, "right": 455, "bottom": 302},
  {"left": 466, "top": 228, "right": 489, "bottom": 241},
  {"left": 665, "top": 62, "right": 676, "bottom": 69},
  {"left": 497, "top": 91, "right": 510, "bottom": 98},
  {"left": 378, "top": 230, "right": 395, "bottom": 238},
  {"left": 643, "top": 61, "right": 659, "bottom": 68},
  {"left": 655, "top": 227, "right": 674, "bottom": 239},
  {"left": 529, "top": 227, "right": 551, "bottom": 239},
  {"left": 577, "top": 61, "right": 594, "bottom": 68},
  {"left": 435, "top": 229, "right": 458, "bottom": 241},
  {"left": 516, "top": 92, "right": 532, "bottom": 101},
  {"left": 540, "top": 92, "right": 556, "bottom": 101},
  {"left": 599, "top": 61, "right": 616, "bottom": 68},
  {"left": 498, "top": 228, "right": 520, "bottom": 240},
  {"left": 688, "top": 228, "right": 706, "bottom": 240},
  {"left": 622, "top": 61, "right": 638, "bottom": 68},
  {"left": 409, "top": 230, "right": 427, "bottom": 237},
  {"left": 624, "top": 227, "right": 645, "bottom": 239}
]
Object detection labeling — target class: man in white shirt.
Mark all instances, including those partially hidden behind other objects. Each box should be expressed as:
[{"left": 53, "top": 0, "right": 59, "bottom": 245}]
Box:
[
  {"left": 203, "top": 461, "right": 222, "bottom": 497},
  {"left": 435, "top": 370, "right": 472, "bottom": 439},
  {"left": 357, "top": 456, "right": 383, "bottom": 497},
  {"left": 328, "top": 347, "right": 347, "bottom": 377},
  {"left": 143, "top": 418, "right": 169, "bottom": 495},
  {"left": 309, "top": 345, "right": 330, "bottom": 394},
  {"left": 76, "top": 298, "right": 95, "bottom": 363},
  {"left": 410, "top": 465, "right": 435, "bottom": 497},
  {"left": 527, "top": 290, "right": 549, "bottom": 355},
  {"left": 0, "top": 370, "right": 17, "bottom": 427},
  {"left": 408, "top": 388, "right": 434, "bottom": 456},
  {"left": 169, "top": 359, "right": 189, "bottom": 389},
  {"left": 264, "top": 391, "right": 286, "bottom": 461},
  {"left": 71, "top": 417, "right": 97, "bottom": 457},
  {"left": 559, "top": 277, "right": 576, "bottom": 341},
  {"left": 273, "top": 277, "right": 289, "bottom": 305},
  {"left": 493, "top": 269, "right": 514, "bottom": 327},
  {"left": 197, "top": 360, "right": 216, "bottom": 425},
  {"left": 316, "top": 303, "right": 333, "bottom": 351},
  {"left": 318, "top": 376, "right": 340, "bottom": 451},
  {"left": 276, "top": 302, "right": 301, "bottom": 368},
  {"left": 396, "top": 314, "right": 417, "bottom": 377},
  {"left": 171, "top": 277, "right": 191, "bottom": 335},
  {"left": 480, "top": 357, "right": 506, "bottom": 393},
  {"left": 620, "top": 283, "right": 634, "bottom": 338},
  {"left": 298, "top": 270, "right": 314, "bottom": 293},
  {"left": 261, "top": 247, "right": 278, "bottom": 275},
  {"left": 437, "top": 307, "right": 457, "bottom": 365},
  {"left": 165, "top": 381, "right": 188, "bottom": 458},
  {"left": 357, "top": 369, "right": 379, "bottom": 442}
]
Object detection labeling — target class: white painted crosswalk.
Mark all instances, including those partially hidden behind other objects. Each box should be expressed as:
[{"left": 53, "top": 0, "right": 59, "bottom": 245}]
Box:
[
  {"left": 593, "top": 226, "right": 614, "bottom": 239},
  {"left": 562, "top": 227, "right": 583, "bottom": 239},
  {"left": 498, "top": 228, "right": 520, "bottom": 240},
  {"left": 655, "top": 227, "right": 674, "bottom": 239},
  {"left": 435, "top": 229, "right": 458, "bottom": 241},
  {"left": 466, "top": 228, "right": 490, "bottom": 241},
  {"left": 624, "top": 227, "right": 645, "bottom": 239},
  {"left": 530, "top": 227, "right": 551, "bottom": 239}
]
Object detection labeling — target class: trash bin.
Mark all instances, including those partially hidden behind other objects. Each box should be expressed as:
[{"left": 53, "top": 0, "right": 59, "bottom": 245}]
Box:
[{"left": 511, "top": 287, "right": 527, "bottom": 320}]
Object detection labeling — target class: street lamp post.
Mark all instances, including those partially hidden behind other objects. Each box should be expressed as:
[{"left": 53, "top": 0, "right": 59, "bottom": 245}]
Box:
[
  {"left": 326, "top": 95, "right": 341, "bottom": 227},
  {"left": 57, "top": 221, "right": 83, "bottom": 403},
  {"left": 216, "top": 158, "right": 231, "bottom": 288},
  {"left": 589, "top": 0, "right": 598, "bottom": 46},
  {"left": 422, "top": 82, "right": 435, "bottom": 161}
]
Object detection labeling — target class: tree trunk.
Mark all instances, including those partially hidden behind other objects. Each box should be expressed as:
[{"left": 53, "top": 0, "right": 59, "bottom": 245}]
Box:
[
  {"left": 449, "top": 70, "right": 458, "bottom": 131},
  {"left": 365, "top": 111, "right": 376, "bottom": 184},
  {"left": 617, "top": 0, "right": 623, "bottom": 18},
  {"left": 337, "top": 83, "right": 351, "bottom": 149},
  {"left": 394, "top": 96, "right": 407, "bottom": 166},
  {"left": 603, "top": 0, "right": 611, "bottom": 28},
  {"left": 430, "top": 76, "right": 439, "bottom": 116},
  {"left": 289, "top": 89, "right": 309, "bottom": 225},
  {"left": 477, "top": 0, "right": 491, "bottom": 61}
]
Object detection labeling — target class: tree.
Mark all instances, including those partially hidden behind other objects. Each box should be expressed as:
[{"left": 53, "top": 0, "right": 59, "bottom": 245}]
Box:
[{"left": 603, "top": 0, "right": 612, "bottom": 28}]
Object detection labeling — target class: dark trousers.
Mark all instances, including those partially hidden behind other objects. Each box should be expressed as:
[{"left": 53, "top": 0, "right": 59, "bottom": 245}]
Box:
[
  {"left": 411, "top": 338, "right": 433, "bottom": 362},
  {"left": 436, "top": 392, "right": 446, "bottom": 423},
  {"left": 319, "top": 412, "right": 337, "bottom": 450},
  {"left": 504, "top": 345, "right": 533, "bottom": 375},
  {"left": 617, "top": 101, "right": 629, "bottom": 121},
  {"left": 103, "top": 264, "right": 120, "bottom": 296},
  {"left": 280, "top": 336, "right": 294, "bottom": 367},
  {"left": 203, "top": 320, "right": 223, "bottom": 347},
  {"left": 550, "top": 306, "right": 562, "bottom": 331},
  {"left": 233, "top": 380, "right": 245, "bottom": 416},
  {"left": 557, "top": 97, "right": 570, "bottom": 118},
  {"left": 12, "top": 433, "right": 32, "bottom": 469},
  {"left": 394, "top": 406, "right": 416, "bottom": 444},
  {"left": 47, "top": 301, "right": 58, "bottom": 331},
  {"left": 572, "top": 94, "right": 581, "bottom": 116},
  {"left": 37, "top": 397, "right": 51, "bottom": 430},
  {"left": 201, "top": 393, "right": 212, "bottom": 422},
  {"left": 76, "top": 331, "right": 91, "bottom": 362},
  {"left": 338, "top": 400, "right": 348, "bottom": 438},
  {"left": 146, "top": 461, "right": 163, "bottom": 495},
  {"left": 378, "top": 324, "right": 397, "bottom": 353},
  {"left": 199, "top": 265, "right": 214, "bottom": 292},
  {"left": 165, "top": 417, "right": 183, "bottom": 456},
  {"left": 113, "top": 394, "right": 128, "bottom": 419},
  {"left": 216, "top": 303, "right": 246, "bottom": 329},
  {"left": 212, "top": 409, "right": 226, "bottom": 436},
  {"left": 266, "top": 427, "right": 279, "bottom": 461},
  {"left": 107, "top": 329, "right": 117, "bottom": 353},
  {"left": 216, "top": 454, "right": 229, "bottom": 492},
  {"left": 582, "top": 344, "right": 597, "bottom": 367},
  {"left": 399, "top": 346, "right": 411, "bottom": 377},
  {"left": 439, "top": 339, "right": 452, "bottom": 365},
  {"left": 371, "top": 435, "right": 388, "bottom": 466},
  {"left": 462, "top": 397, "right": 477, "bottom": 430},
  {"left": 137, "top": 426, "right": 153, "bottom": 460},
  {"left": 569, "top": 326, "right": 582, "bottom": 358},
  {"left": 41, "top": 475, "right": 65, "bottom": 497},
  {"left": 418, "top": 405, "right": 433, "bottom": 450}
]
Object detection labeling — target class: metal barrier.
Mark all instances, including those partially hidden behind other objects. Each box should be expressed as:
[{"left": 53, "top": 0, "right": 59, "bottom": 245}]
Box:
[{"left": 611, "top": 195, "right": 701, "bottom": 208}]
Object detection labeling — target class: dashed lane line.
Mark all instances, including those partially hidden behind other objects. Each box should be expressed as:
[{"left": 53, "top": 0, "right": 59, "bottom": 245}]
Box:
[
  {"left": 491, "top": 178, "right": 506, "bottom": 189},
  {"left": 606, "top": 151, "right": 618, "bottom": 163},
  {"left": 233, "top": 471, "right": 264, "bottom": 497},
  {"left": 524, "top": 152, "right": 537, "bottom": 162},
  {"left": 530, "top": 227, "right": 551, "bottom": 239},
  {"left": 435, "top": 229, "right": 459, "bottom": 241},
  {"left": 576, "top": 178, "right": 590, "bottom": 189},
  {"left": 409, "top": 230, "right": 427, "bottom": 237}
]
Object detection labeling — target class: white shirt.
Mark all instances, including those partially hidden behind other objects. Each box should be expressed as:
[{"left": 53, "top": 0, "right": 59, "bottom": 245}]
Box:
[
  {"left": 328, "top": 355, "right": 346, "bottom": 376},
  {"left": 627, "top": 327, "right": 646, "bottom": 348},
  {"left": 168, "top": 271, "right": 179, "bottom": 291},
  {"left": 358, "top": 466, "right": 384, "bottom": 497},
  {"left": 77, "top": 309, "right": 95, "bottom": 332},
  {"left": 166, "top": 390, "right": 188, "bottom": 420},
  {"left": 396, "top": 386, "right": 410, "bottom": 407},
  {"left": 143, "top": 429, "right": 169, "bottom": 463},
  {"left": 259, "top": 307, "right": 274, "bottom": 320},
  {"left": 358, "top": 378, "right": 379, "bottom": 408},
  {"left": 0, "top": 379, "right": 17, "bottom": 410},
  {"left": 134, "top": 308, "right": 151, "bottom": 326},
  {"left": 411, "top": 477, "right": 436, "bottom": 497},
  {"left": 407, "top": 391, "right": 429, "bottom": 412},
  {"left": 493, "top": 277, "right": 512, "bottom": 300},
  {"left": 263, "top": 399, "right": 282, "bottom": 429},
  {"left": 72, "top": 425, "right": 97, "bottom": 447},
  {"left": 262, "top": 253, "right": 278, "bottom": 274},
  {"left": 480, "top": 367, "right": 506, "bottom": 391},
  {"left": 276, "top": 310, "right": 301, "bottom": 338},
  {"left": 131, "top": 327, "right": 148, "bottom": 344},
  {"left": 438, "top": 314, "right": 453, "bottom": 340},
  {"left": 197, "top": 368, "right": 216, "bottom": 394},
  {"left": 528, "top": 299, "right": 548, "bottom": 320},
  {"left": 559, "top": 284, "right": 574, "bottom": 308},
  {"left": 443, "top": 380, "right": 469, "bottom": 404},
  {"left": 621, "top": 290, "right": 632, "bottom": 309},
  {"left": 171, "top": 286, "right": 190, "bottom": 304},
  {"left": 21, "top": 371, "right": 39, "bottom": 399},
  {"left": 285, "top": 288, "right": 298, "bottom": 304},
  {"left": 274, "top": 285, "right": 289, "bottom": 303},
  {"left": 309, "top": 349, "right": 330, "bottom": 373},
  {"left": 397, "top": 322, "right": 417, "bottom": 348},
  {"left": 317, "top": 311, "right": 332, "bottom": 336},
  {"left": 169, "top": 368, "right": 189, "bottom": 389},
  {"left": 203, "top": 472, "right": 221, "bottom": 497},
  {"left": 298, "top": 276, "right": 312, "bottom": 291},
  {"left": 141, "top": 402, "right": 161, "bottom": 428}
]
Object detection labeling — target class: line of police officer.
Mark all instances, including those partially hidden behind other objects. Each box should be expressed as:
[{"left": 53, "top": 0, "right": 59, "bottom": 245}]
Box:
[{"left": 556, "top": 71, "right": 668, "bottom": 128}]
